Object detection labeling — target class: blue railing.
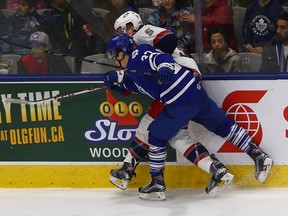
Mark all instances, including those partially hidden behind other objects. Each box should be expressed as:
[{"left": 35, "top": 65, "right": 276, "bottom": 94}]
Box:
[{"left": 0, "top": 73, "right": 288, "bottom": 82}]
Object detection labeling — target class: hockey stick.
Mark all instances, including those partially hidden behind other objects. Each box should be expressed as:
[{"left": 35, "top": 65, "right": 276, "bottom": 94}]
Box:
[
  {"left": 0, "top": 37, "right": 158, "bottom": 76},
  {"left": 2, "top": 86, "right": 106, "bottom": 105},
  {"left": 0, "top": 36, "right": 119, "bottom": 69}
]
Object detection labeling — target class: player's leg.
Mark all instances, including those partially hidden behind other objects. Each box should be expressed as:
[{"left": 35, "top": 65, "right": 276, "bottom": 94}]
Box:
[
  {"left": 225, "top": 124, "right": 273, "bottom": 183},
  {"left": 138, "top": 144, "right": 167, "bottom": 201},
  {"left": 109, "top": 114, "right": 151, "bottom": 190},
  {"left": 139, "top": 103, "right": 205, "bottom": 201},
  {"left": 196, "top": 98, "right": 273, "bottom": 183},
  {"left": 170, "top": 128, "right": 234, "bottom": 197},
  {"left": 110, "top": 100, "right": 166, "bottom": 189}
]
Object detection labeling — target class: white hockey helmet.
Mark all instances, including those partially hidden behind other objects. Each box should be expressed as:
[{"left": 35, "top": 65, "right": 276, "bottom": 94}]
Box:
[{"left": 114, "top": 11, "right": 143, "bottom": 33}]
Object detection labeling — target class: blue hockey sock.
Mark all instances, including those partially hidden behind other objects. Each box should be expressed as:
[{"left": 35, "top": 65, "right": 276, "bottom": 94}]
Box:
[
  {"left": 226, "top": 124, "right": 252, "bottom": 153},
  {"left": 149, "top": 145, "right": 167, "bottom": 176}
]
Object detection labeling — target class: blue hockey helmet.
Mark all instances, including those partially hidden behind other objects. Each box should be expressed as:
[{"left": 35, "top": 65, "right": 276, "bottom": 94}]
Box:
[{"left": 107, "top": 33, "right": 134, "bottom": 59}]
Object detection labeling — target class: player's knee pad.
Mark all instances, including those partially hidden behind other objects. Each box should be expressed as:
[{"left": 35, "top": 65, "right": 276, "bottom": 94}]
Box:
[
  {"left": 129, "top": 137, "right": 149, "bottom": 160},
  {"left": 183, "top": 142, "right": 210, "bottom": 166}
]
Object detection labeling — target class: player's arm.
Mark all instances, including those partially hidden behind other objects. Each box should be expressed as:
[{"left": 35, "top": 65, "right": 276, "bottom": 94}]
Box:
[{"left": 153, "top": 29, "right": 177, "bottom": 54}]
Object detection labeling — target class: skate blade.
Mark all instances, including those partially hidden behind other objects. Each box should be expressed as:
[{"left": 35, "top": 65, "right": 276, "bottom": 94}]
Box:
[
  {"left": 207, "top": 173, "right": 234, "bottom": 198},
  {"left": 139, "top": 192, "right": 166, "bottom": 201},
  {"left": 258, "top": 158, "right": 273, "bottom": 183},
  {"left": 109, "top": 176, "right": 129, "bottom": 190}
]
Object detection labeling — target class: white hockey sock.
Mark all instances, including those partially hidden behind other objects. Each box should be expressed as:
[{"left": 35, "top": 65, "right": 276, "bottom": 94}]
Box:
[
  {"left": 124, "top": 151, "right": 134, "bottom": 164},
  {"left": 197, "top": 156, "right": 214, "bottom": 174}
]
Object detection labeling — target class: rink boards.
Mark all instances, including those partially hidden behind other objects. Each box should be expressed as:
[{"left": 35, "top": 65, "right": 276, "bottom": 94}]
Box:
[{"left": 0, "top": 75, "right": 287, "bottom": 188}]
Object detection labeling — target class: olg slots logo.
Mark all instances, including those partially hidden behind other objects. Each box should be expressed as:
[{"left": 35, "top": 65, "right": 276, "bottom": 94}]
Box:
[
  {"left": 84, "top": 90, "right": 143, "bottom": 142},
  {"left": 219, "top": 90, "right": 267, "bottom": 153}
]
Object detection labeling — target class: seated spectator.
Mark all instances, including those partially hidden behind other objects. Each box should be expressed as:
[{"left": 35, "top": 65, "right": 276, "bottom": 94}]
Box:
[
  {"left": 18, "top": 31, "right": 72, "bottom": 74},
  {"left": 204, "top": 27, "right": 241, "bottom": 73},
  {"left": 259, "top": 12, "right": 288, "bottom": 73},
  {"left": 101, "top": 0, "right": 138, "bottom": 41},
  {"left": 147, "top": 0, "right": 194, "bottom": 53},
  {"left": 0, "top": 9, "right": 8, "bottom": 38},
  {"left": 0, "top": 54, "right": 12, "bottom": 74},
  {"left": 281, "top": 0, "right": 288, "bottom": 5},
  {"left": 152, "top": 0, "right": 161, "bottom": 9},
  {"left": 237, "top": 0, "right": 252, "bottom": 7},
  {"left": 41, "top": 0, "right": 107, "bottom": 73},
  {"left": 6, "top": 0, "right": 22, "bottom": 10},
  {"left": 1, "top": 0, "right": 45, "bottom": 55},
  {"left": 5, "top": 0, "right": 48, "bottom": 10},
  {"left": 180, "top": 0, "right": 238, "bottom": 52},
  {"left": 131, "top": 0, "right": 158, "bottom": 8},
  {"left": 243, "top": 0, "right": 284, "bottom": 54}
]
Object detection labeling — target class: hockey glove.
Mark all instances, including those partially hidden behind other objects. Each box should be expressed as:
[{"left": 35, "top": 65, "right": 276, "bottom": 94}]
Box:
[
  {"left": 103, "top": 70, "right": 127, "bottom": 94},
  {"left": 157, "top": 63, "right": 174, "bottom": 84}
]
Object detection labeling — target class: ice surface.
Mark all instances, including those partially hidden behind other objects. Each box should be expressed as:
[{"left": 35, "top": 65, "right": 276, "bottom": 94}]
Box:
[{"left": 0, "top": 188, "right": 286, "bottom": 216}]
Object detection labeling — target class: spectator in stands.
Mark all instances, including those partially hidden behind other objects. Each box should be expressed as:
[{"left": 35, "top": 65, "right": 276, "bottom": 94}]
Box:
[
  {"left": 180, "top": 0, "right": 238, "bottom": 52},
  {"left": 6, "top": 0, "right": 22, "bottom": 10},
  {"left": 0, "top": 1, "right": 5, "bottom": 8},
  {"left": 130, "top": 0, "right": 158, "bottom": 8},
  {"left": 101, "top": 0, "right": 138, "bottom": 41},
  {"left": 243, "top": 0, "right": 284, "bottom": 54},
  {"left": 41, "top": 0, "right": 107, "bottom": 73},
  {"left": 204, "top": 26, "right": 241, "bottom": 73},
  {"left": 18, "top": 31, "right": 72, "bottom": 74},
  {"left": 237, "top": 0, "right": 253, "bottom": 7},
  {"left": 147, "top": 0, "right": 194, "bottom": 54},
  {"left": 5, "top": 0, "right": 47, "bottom": 10},
  {"left": 0, "top": 10, "right": 10, "bottom": 54},
  {"left": 279, "top": 0, "right": 288, "bottom": 5},
  {"left": 0, "top": 9, "right": 8, "bottom": 37},
  {"left": 0, "top": 55, "right": 12, "bottom": 74},
  {"left": 2, "top": 0, "right": 45, "bottom": 55},
  {"left": 259, "top": 12, "right": 288, "bottom": 73}
]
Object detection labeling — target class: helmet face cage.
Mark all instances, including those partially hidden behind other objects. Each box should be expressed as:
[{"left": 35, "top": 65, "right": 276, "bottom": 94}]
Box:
[
  {"left": 114, "top": 11, "right": 143, "bottom": 33},
  {"left": 107, "top": 34, "right": 134, "bottom": 59}
]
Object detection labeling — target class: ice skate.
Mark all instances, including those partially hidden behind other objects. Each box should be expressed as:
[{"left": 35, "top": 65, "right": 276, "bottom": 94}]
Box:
[
  {"left": 109, "top": 162, "right": 136, "bottom": 190},
  {"left": 138, "top": 175, "right": 166, "bottom": 201},
  {"left": 205, "top": 161, "right": 234, "bottom": 198},
  {"left": 251, "top": 148, "right": 273, "bottom": 183}
]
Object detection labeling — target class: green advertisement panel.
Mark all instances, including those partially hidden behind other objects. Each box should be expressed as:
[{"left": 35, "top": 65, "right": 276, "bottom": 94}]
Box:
[{"left": 0, "top": 82, "right": 176, "bottom": 162}]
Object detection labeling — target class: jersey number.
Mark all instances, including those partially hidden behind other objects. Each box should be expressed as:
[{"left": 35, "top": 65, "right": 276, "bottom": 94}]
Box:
[{"left": 144, "top": 28, "right": 154, "bottom": 36}]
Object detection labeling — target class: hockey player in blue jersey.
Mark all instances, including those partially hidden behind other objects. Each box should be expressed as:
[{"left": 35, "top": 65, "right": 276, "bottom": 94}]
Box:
[
  {"left": 109, "top": 11, "right": 235, "bottom": 200},
  {"left": 103, "top": 33, "right": 273, "bottom": 200}
]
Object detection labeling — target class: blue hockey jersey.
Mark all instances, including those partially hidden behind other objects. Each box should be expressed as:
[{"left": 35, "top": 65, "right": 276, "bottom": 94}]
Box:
[
  {"left": 113, "top": 43, "right": 233, "bottom": 146},
  {"left": 123, "top": 44, "right": 201, "bottom": 107}
]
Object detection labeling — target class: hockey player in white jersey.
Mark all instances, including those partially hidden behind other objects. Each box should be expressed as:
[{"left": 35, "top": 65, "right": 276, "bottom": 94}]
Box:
[{"left": 114, "top": 11, "right": 195, "bottom": 67}]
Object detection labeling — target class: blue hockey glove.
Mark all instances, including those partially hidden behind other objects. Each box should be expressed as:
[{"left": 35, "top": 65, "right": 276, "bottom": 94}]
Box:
[
  {"left": 103, "top": 71, "right": 127, "bottom": 94},
  {"left": 103, "top": 71, "right": 117, "bottom": 89},
  {"left": 103, "top": 70, "right": 127, "bottom": 87},
  {"left": 157, "top": 63, "right": 174, "bottom": 84}
]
